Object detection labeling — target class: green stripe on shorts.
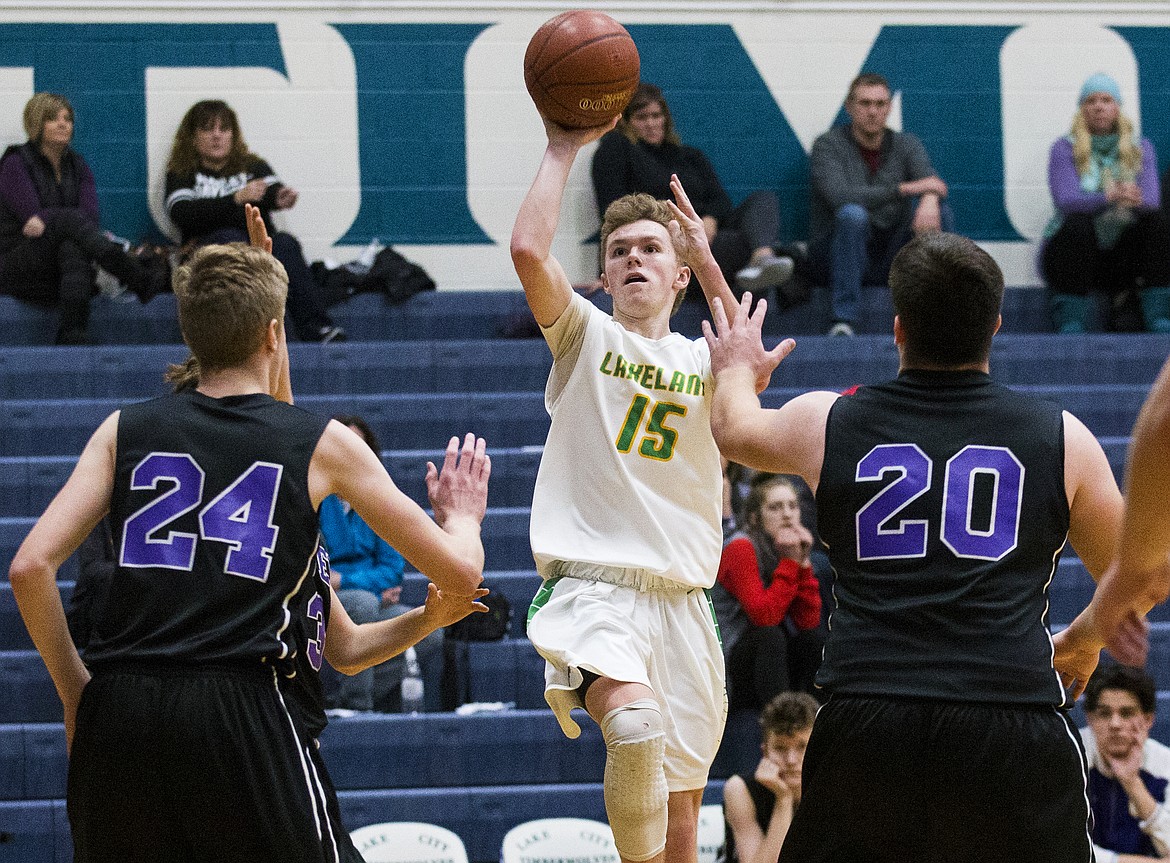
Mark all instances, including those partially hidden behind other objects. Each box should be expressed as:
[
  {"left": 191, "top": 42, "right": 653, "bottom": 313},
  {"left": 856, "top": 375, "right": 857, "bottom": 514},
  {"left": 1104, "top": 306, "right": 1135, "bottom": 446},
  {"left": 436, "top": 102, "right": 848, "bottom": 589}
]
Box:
[
  {"left": 527, "top": 576, "right": 564, "bottom": 626},
  {"left": 703, "top": 587, "right": 723, "bottom": 648}
]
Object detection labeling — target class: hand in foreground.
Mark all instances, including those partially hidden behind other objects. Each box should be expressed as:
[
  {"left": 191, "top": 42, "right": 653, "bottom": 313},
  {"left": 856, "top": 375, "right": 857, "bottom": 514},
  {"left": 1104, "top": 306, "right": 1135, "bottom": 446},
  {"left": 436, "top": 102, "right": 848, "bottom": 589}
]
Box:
[
  {"left": 666, "top": 173, "right": 712, "bottom": 262},
  {"left": 245, "top": 203, "right": 272, "bottom": 254},
  {"left": 702, "top": 292, "right": 796, "bottom": 394},
  {"left": 425, "top": 433, "right": 491, "bottom": 528},
  {"left": 1052, "top": 616, "right": 1103, "bottom": 701},
  {"left": 420, "top": 582, "right": 490, "bottom": 629},
  {"left": 1106, "top": 609, "right": 1151, "bottom": 667}
]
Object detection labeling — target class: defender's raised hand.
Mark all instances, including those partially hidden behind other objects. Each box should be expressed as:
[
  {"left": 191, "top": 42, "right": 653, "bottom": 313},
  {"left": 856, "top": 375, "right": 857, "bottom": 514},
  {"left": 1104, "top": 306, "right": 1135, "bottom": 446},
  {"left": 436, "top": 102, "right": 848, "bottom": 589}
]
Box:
[
  {"left": 244, "top": 203, "right": 272, "bottom": 254},
  {"left": 420, "top": 583, "right": 491, "bottom": 629},
  {"left": 703, "top": 292, "right": 796, "bottom": 394},
  {"left": 426, "top": 433, "right": 491, "bottom": 529}
]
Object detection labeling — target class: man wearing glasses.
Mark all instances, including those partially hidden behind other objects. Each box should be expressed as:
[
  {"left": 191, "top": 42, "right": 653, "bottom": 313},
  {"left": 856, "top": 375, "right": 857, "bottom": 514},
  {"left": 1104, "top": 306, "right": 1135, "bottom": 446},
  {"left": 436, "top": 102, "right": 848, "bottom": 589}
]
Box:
[
  {"left": 807, "top": 72, "right": 953, "bottom": 337},
  {"left": 1082, "top": 664, "right": 1170, "bottom": 863}
]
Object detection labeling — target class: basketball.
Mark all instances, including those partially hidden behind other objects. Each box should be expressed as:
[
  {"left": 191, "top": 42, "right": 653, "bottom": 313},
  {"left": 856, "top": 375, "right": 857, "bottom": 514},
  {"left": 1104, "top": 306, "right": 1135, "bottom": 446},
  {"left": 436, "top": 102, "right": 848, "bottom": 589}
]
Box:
[{"left": 523, "top": 10, "right": 640, "bottom": 129}]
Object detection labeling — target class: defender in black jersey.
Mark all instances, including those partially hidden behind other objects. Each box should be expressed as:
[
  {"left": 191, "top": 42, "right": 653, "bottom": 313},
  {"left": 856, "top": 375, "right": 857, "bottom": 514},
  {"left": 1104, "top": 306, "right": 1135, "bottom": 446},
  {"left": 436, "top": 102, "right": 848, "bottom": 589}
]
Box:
[
  {"left": 704, "top": 232, "right": 1124, "bottom": 862},
  {"left": 9, "top": 227, "right": 490, "bottom": 863}
]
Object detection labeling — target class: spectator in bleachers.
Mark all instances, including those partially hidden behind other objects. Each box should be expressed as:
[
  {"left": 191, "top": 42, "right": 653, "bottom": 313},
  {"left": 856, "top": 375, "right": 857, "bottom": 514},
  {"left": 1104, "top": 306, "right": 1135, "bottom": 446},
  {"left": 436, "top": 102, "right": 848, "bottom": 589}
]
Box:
[
  {"left": 164, "top": 99, "right": 345, "bottom": 343},
  {"left": 1080, "top": 664, "right": 1170, "bottom": 862},
  {"left": 320, "top": 414, "right": 442, "bottom": 712},
  {"left": 0, "top": 93, "right": 170, "bottom": 344},
  {"left": 1042, "top": 73, "right": 1170, "bottom": 334},
  {"left": 712, "top": 475, "right": 824, "bottom": 708},
  {"left": 591, "top": 82, "right": 794, "bottom": 298},
  {"left": 807, "top": 72, "right": 953, "bottom": 337},
  {"left": 720, "top": 691, "right": 817, "bottom": 863}
]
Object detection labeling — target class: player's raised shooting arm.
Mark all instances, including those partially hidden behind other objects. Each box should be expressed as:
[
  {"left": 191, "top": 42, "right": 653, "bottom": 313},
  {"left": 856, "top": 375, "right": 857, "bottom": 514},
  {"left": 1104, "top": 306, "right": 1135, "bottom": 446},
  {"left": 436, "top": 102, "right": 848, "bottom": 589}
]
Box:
[
  {"left": 9, "top": 411, "right": 118, "bottom": 745},
  {"left": 511, "top": 118, "right": 616, "bottom": 328},
  {"left": 310, "top": 423, "right": 488, "bottom": 596}
]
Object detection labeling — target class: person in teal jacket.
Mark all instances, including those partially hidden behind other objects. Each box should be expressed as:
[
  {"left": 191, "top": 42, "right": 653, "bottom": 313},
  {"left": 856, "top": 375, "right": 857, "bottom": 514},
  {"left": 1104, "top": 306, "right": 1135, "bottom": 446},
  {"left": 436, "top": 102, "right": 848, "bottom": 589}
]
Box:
[{"left": 321, "top": 414, "right": 443, "bottom": 712}]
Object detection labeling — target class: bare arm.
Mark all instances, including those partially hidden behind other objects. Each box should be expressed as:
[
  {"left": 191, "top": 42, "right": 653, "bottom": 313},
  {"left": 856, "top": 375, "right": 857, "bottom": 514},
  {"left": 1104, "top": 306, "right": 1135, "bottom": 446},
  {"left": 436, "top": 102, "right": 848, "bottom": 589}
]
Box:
[
  {"left": 1053, "top": 405, "right": 1158, "bottom": 697},
  {"left": 510, "top": 118, "right": 616, "bottom": 328},
  {"left": 724, "top": 767, "right": 796, "bottom": 863},
  {"left": 9, "top": 412, "right": 119, "bottom": 748},
  {"left": 1064, "top": 411, "right": 1124, "bottom": 580},
  {"left": 703, "top": 294, "right": 832, "bottom": 488},
  {"left": 310, "top": 427, "right": 489, "bottom": 596},
  {"left": 324, "top": 582, "right": 487, "bottom": 674}
]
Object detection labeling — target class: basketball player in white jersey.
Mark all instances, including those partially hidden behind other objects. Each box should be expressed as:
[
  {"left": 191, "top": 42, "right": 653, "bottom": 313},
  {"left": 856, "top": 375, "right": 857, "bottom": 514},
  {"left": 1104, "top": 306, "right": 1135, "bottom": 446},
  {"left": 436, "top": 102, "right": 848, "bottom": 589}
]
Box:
[{"left": 511, "top": 117, "right": 743, "bottom": 863}]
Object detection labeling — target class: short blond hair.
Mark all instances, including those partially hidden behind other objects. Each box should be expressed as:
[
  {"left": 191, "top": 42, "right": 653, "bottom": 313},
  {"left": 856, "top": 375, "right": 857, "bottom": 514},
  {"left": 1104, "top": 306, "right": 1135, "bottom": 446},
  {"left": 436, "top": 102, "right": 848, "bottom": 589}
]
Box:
[
  {"left": 23, "top": 93, "right": 72, "bottom": 143},
  {"left": 599, "top": 193, "right": 690, "bottom": 314},
  {"left": 173, "top": 244, "right": 287, "bottom": 371}
]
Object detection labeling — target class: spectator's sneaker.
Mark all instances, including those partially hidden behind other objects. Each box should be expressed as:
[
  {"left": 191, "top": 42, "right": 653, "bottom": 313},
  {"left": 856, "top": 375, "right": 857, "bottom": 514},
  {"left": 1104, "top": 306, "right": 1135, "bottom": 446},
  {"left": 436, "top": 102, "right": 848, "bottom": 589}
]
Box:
[
  {"left": 828, "top": 321, "right": 855, "bottom": 337},
  {"left": 735, "top": 254, "right": 795, "bottom": 294},
  {"left": 313, "top": 325, "right": 348, "bottom": 343}
]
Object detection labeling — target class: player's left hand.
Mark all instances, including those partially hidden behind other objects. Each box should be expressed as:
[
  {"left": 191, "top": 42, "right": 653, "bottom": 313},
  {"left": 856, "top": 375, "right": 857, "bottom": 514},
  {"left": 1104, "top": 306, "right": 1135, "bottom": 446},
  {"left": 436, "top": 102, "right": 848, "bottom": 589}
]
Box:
[
  {"left": 426, "top": 433, "right": 491, "bottom": 528},
  {"left": 1052, "top": 615, "right": 1104, "bottom": 701},
  {"left": 420, "top": 582, "right": 489, "bottom": 629},
  {"left": 245, "top": 203, "right": 272, "bottom": 254},
  {"left": 666, "top": 174, "right": 711, "bottom": 260},
  {"left": 703, "top": 292, "right": 795, "bottom": 394}
]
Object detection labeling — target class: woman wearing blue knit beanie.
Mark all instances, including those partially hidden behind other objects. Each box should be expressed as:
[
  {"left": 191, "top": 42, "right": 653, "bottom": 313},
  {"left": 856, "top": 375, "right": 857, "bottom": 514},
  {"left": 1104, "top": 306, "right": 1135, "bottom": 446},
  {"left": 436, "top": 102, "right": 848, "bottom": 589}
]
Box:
[{"left": 1041, "top": 73, "right": 1170, "bottom": 333}]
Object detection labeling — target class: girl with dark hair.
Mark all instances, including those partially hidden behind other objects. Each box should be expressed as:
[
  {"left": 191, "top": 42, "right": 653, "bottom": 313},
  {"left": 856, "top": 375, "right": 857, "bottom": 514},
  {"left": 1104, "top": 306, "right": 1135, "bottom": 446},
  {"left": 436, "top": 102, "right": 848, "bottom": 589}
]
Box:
[
  {"left": 591, "top": 82, "right": 793, "bottom": 296},
  {"left": 711, "top": 474, "right": 824, "bottom": 709},
  {"left": 165, "top": 99, "right": 344, "bottom": 343}
]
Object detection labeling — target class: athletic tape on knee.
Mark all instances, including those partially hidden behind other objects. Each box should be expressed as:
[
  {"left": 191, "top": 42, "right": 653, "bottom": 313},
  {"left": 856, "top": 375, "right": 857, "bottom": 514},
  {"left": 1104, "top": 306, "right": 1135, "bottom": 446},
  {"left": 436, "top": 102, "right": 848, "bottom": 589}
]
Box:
[{"left": 600, "top": 698, "right": 668, "bottom": 862}]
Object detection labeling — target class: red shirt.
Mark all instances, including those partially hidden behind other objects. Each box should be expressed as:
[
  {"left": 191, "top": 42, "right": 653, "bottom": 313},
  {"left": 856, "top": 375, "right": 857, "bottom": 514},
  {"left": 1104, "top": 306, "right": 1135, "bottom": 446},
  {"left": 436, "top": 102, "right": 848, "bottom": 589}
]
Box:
[{"left": 717, "top": 537, "right": 822, "bottom": 630}]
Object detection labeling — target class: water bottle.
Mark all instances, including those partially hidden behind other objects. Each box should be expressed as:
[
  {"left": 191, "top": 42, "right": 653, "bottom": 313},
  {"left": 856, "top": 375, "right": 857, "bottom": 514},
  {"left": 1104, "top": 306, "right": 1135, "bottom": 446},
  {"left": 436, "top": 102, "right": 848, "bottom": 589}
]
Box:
[{"left": 401, "top": 646, "right": 425, "bottom": 714}]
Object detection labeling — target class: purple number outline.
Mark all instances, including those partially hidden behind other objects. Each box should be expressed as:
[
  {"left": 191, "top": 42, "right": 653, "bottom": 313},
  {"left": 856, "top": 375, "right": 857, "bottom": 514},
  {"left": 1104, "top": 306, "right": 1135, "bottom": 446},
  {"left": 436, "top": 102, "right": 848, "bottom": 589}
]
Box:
[
  {"left": 940, "top": 445, "right": 1025, "bottom": 562},
  {"left": 197, "top": 461, "right": 283, "bottom": 583},
  {"left": 305, "top": 592, "right": 325, "bottom": 672},
  {"left": 855, "top": 444, "right": 933, "bottom": 561},
  {"left": 119, "top": 452, "right": 205, "bottom": 571}
]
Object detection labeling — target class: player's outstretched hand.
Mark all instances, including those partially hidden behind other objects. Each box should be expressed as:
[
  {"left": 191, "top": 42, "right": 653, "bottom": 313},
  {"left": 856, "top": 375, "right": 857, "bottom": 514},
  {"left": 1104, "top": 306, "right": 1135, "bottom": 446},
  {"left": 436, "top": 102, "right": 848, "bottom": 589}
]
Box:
[
  {"left": 426, "top": 433, "right": 491, "bottom": 528},
  {"left": 420, "top": 582, "right": 490, "bottom": 629},
  {"left": 703, "top": 292, "right": 796, "bottom": 394},
  {"left": 666, "top": 174, "right": 711, "bottom": 261},
  {"left": 1104, "top": 608, "right": 1151, "bottom": 668},
  {"left": 1052, "top": 616, "right": 1104, "bottom": 701},
  {"left": 244, "top": 203, "right": 272, "bottom": 254}
]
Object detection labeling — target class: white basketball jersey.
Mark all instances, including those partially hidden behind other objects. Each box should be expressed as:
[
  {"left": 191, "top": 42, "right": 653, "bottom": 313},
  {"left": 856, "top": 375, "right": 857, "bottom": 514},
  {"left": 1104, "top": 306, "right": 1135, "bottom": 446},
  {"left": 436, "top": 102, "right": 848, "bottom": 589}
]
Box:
[{"left": 530, "top": 293, "right": 723, "bottom": 588}]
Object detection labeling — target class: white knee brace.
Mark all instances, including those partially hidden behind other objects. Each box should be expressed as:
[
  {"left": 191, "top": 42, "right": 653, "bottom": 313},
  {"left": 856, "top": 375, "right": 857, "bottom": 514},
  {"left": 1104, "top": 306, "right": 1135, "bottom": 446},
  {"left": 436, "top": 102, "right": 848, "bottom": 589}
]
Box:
[{"left": 600, "top": 699, "right": 668, "bottom": 862}]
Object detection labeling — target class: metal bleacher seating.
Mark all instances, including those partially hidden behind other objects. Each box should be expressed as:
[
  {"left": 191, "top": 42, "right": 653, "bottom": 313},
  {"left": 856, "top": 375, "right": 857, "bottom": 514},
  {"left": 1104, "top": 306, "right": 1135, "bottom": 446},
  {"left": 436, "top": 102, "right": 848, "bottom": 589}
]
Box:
[{"left": 1, "top": 286, "right": 1169, "bottom": 862}]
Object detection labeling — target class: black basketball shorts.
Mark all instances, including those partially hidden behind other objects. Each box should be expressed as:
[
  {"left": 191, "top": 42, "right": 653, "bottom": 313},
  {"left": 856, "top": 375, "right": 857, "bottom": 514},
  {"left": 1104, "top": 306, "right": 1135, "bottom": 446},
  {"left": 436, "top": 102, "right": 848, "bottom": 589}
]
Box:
[
  {"left": 780, "top": 695, "right": 1093, "bottom": 863},
  {"left": 67, "top": 662, "right": 352, "bottom": 863}
]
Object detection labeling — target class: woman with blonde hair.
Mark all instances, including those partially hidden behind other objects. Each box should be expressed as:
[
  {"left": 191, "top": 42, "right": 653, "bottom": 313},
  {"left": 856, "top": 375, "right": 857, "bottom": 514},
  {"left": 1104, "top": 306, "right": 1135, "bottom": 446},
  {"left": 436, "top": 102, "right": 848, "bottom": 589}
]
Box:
[
  {"left": 0, "top": 93, "right": 169, "bottom": 343},
  {"left": 1042, "top": 73, "right": 1170, "bottom": 333}
]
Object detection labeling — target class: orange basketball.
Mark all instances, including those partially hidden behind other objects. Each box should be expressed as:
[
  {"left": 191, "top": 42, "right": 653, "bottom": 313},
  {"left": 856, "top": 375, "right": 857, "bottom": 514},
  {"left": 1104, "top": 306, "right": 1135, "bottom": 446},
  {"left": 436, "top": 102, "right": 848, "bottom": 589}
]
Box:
[{"left": 523, "top": 10, "right": 640, "bottom": 129}]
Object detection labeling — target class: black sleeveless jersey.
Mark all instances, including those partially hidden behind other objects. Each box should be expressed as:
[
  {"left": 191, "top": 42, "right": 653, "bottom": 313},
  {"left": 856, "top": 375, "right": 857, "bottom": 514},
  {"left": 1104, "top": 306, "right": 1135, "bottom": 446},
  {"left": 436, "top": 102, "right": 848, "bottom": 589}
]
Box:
[
  {"left": 85, "top": 390, "right": 330, "bottom": 675},
  {"left": 282, "top": 536, "right": 333, "bottom": 738},
  {"left": 814, "top": 369, "right": 1070, "bottom": 706}
]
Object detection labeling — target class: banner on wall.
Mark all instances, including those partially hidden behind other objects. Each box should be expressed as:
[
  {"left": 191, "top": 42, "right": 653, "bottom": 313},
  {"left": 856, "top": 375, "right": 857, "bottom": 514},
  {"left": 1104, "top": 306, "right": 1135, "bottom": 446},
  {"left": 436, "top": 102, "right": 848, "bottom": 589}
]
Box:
[{"left": 1, "top": 6, "right": 1168, "bottom": 287}]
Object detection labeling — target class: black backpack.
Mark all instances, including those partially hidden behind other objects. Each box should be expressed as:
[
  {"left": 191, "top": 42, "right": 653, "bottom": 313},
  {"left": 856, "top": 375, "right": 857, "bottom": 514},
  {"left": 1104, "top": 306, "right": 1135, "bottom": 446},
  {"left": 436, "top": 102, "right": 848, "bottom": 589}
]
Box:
[{"left": 441, "top": 591, "right": 513, "bottom": 709}]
